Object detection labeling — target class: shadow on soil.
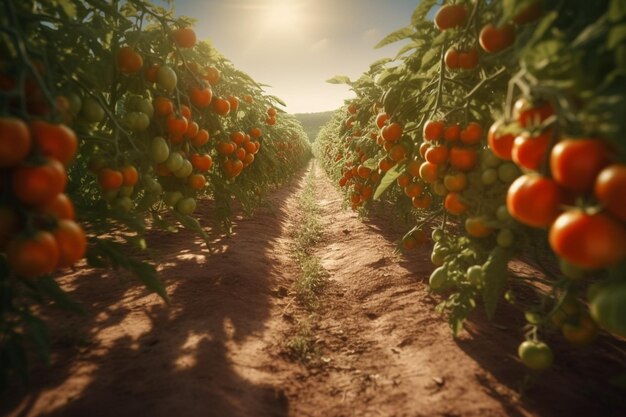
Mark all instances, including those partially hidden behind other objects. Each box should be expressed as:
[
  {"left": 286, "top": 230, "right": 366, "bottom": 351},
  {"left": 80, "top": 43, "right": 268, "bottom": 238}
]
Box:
[
  {"left": 0, "top": 168, "right": 308, "bottom": 417},
  {"left": 339, "top": 190, "right": 626, "bottom": 417}
]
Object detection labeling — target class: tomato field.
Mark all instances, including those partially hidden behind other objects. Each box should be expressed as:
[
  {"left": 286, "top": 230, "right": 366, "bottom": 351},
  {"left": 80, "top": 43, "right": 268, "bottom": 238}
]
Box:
[{"left": 1, "top": 0, "right": 626, "bottom": 416}]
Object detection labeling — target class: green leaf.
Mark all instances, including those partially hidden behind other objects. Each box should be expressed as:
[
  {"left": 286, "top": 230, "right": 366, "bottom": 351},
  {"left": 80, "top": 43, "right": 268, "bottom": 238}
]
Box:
[
  {"left": 127, "top": 259, "right": 169, "bottom": 303},
  {"left": 395, "top": 41, "right": 421, "bottom": 59},
  {"left": 56, "top": 0, "right": 77, "bottom": 18},
  {"left": 482, "top": 247, "right": 510, "bottom": 320},
  {"left": 374, "top": 26, "right": 414, "bottom": 49},
  {"left": 608, "top": 23, "right": 626, "bottom": 50},
  {"left": 373, "top": 164, "right": 403, "bottom": 200},
  {"left": 377, "top": 70, "right": 401, "bottom": 86},
  {"left": 572, "top": 15, "right": 609, "bottom": 48},
  {"left": 525, "top": 11, "right": 559, "bottom": 48},
  {"left": 172, "top": 211, "right": 212, "bottom": 248},
  {"left": 37, "top": 277, "right": 85, "bottom": 314},
  {"left": 609, "top": 0, "right": 626, "bottom": 23},
  {"left": 411, "top": 0, "right": 438, "bottom": 26},
  {"left": 267, "top": 95, "right": 286, "bottom": 107},
  {"left": 362, "top": 158, "right": 378, "bottom": 170},
  {"left": 326, "top": 75, "right": 352, "bottom": 85},
  {"left": 369, "top": 57, "right": 393, "bottom": 73},
  {"left": 421, "top": 47, "right": 440, "bottom": 69}
]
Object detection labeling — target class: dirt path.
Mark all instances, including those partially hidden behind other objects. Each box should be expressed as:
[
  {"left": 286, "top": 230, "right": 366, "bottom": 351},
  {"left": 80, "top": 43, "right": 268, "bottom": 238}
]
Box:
[{"left": 2, "top": 162, "right": 625, "bottom": 417}]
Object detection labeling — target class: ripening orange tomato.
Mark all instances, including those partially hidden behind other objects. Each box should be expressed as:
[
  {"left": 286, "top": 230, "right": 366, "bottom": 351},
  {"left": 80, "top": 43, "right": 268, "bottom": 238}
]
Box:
[
  {"left": 381, "top": 122, "right": 403, "bottom": 142},
  {"left": 98, "top": 168, "right": 123, "bottom": 191},
  {"left": 507, "top": 174, "right": 566, "bottom": 227},
  {"left": 594, "top": 164, "right": 626, "bottom": 222},
  {"left": 12, "top": 158, "right": 66, "bottom": 206},
  {"left": 0, "top": 117, "right": 31, "bottom": 167},
  {"left": 117, "top": 46, "right": 143, "bottom": 74},
  {"left": 52, "top": 219, "right": 87, "bottom": 268},
  {"left": 479, "top": 24, "right": 516, "bottom": 53},
  {"left": 549, "top": 211, "right": 626, "bottom": 269},
  {"left": 189, "top": 85, "right": 213, "bottom": 108},
  {"left": 213, "top": 97, "right": 230, "bottom": 116},
  {"left": 31, "top": 120, "right": 78, "bottom": 166},
  {"left": 424, "top": 120, "right": 445, "bottom": 142},
  {"left": 172, "top": 27, "right": 197, "bottom": 48},
  {"left": 435, "top": 4, "right": 468, "bottom": 30},
  {"left": 549, "top": 138, "right": 612, "bottom": 194},
  {"left": 488, "top": 119, "right": 515, "bottom": 160},
  {"left": 7, "top": 230, "right": 59, "bottom": 277},
  {"left": 120, "top": 165, "right": 139, "bottom": 186}
]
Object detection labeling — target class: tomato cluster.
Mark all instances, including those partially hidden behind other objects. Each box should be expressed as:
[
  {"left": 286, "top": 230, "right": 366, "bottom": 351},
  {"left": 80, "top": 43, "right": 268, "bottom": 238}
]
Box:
[
  {"left": 1, "top": 0, "right": 311, "bottom": 388},
  {"left": 317, "top": 0, "right": 626, "bottom": 372},
  {"left": 498, "top": 99, "right": 626, "bottom": 271},
  {"left": 0, "top": 116, "right": 86, "bottom": 278}
]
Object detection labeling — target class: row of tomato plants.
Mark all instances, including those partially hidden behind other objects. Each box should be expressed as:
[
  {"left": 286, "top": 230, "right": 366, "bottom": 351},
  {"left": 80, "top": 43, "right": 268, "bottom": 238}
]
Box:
[
  {"left": 315, "top": 0, "right": 625, "bottom": 372},
  {"left": 0, "top": 0, "right": 310, "bottom": 388}
]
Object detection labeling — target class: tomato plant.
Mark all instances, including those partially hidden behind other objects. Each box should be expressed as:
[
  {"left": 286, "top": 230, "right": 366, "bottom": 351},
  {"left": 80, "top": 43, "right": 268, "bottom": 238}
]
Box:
[
  {"left": 0, "top": 0, "right": 311, "bottom": 389},
  {"left": 315, "top": 0, "right": 626, "bottom": 372}
]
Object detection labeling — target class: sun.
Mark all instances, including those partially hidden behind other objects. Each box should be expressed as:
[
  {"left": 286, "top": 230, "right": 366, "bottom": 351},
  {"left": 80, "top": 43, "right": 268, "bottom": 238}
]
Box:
[{"left": 259, "top": 0, "right": 306, "bottom": 37}]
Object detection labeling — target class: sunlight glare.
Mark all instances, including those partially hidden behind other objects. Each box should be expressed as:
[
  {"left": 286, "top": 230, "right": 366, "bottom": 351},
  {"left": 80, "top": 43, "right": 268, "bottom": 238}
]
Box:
[{"left": 260, "top": 0, "right": 306, "bottom": 36}]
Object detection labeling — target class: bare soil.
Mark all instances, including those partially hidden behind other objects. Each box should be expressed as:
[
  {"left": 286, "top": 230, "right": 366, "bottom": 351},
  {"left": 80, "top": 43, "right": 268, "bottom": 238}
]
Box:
[{"left": 1, "top": 162, "right": 625, "bottom": 417}]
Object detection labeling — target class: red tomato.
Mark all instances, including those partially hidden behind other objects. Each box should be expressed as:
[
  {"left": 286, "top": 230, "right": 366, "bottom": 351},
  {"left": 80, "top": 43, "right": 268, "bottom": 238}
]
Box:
[
  {"left": 487, "top": 119, "right": 515, "bottom": 160},
  {"left": 513, "top": 98, "right": 553, "bottom": 128},
  {"left": 434, "top": 4, "right": 468, "bottom": 30},
  {"left": 549, "top": 211, "right": 626, "bottom": 269},
  {"left": 594, "top": 164, "right": 626, "bottom": 222},
  {"left": 550, "top": 138, "right": 612, "bottom": 194},
  {"left": 507, "top": 174, "right": 566, "bottom": 227},
  {"left": 479, "top": 24, "right": 515, "bottom": 53},
  {"left": 511, "top": 131, "right": 551, "bottom": 171},
  {"left": 7, "top": 230, "right": 59, "bottom": 277},
  {"left": 12, "top": 158, "right": 67, "bottom": 206},
  {"left": 0, "top": 117, "right": 31, "bottom": 167},
  {"left": 52, "top": 219, "right": 87, "bottom": 267}
]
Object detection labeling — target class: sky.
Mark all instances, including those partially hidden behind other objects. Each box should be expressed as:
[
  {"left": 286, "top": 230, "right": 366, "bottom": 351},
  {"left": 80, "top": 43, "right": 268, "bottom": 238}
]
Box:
[{"left": 157, "top": 0, "right": 421, "bottom": 114}]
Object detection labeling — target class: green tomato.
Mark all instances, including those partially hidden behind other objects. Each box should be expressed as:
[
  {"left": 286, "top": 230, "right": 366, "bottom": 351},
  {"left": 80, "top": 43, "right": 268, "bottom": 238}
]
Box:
[
  {"left": 165, "top": 152, "right": 184, "bottom": 172},
  {"left": 497, "top": 162, "right": 520, "bottom": 183},
  {"left": 482, "top": 148, "right": 501, "bottom": 168},
  {"left": 524, "top": 311, "right": 543, "bottom": 325},
  {"left": 466, "top": 265, "right": 484, "bottom": 286},
  {"left": 114, "top": 196, "right": 133, "bottom": 212},
  {"left": 126, "top": 95, "right": 142, "bottom": 110},
  {"left": 496, "top": 205, "right": 512, "bottom": 221},
  {"left": 137, "top": 98, "right": 154, "bottom": 118},
  {"left": 81, "top": 97, "right": 105, "bottom": 123},
  {"left": 176, "top": 197, "right": 197, "bottom": 215},
  {"left": 429, "top": 266, "right": 448, "bottom": 292},
  {"left": 101, "top": 188, "right": 119, "bottom": 203},
  {"left": 124, "top": 112, "right": 150, "bottom": 132},
  {"left": 157, "top": 65, "right": 177, "bottom": 92},
  {"left": 481, "top": 168, "right": 498, "bottom": 185},
  {"left": 590, "top": 283, "right": 626, "bottom": 338},
  {"left": 518, "top": 340, "right": 553, "bottom": 370},
  {"left": 497, "top": 228, "right": 514, "bottom": 248},
  {"left": 119, "top": 185, "right": 134, "bottom": 197},
  {"left": 173, "top": 159, "right": 193, "bottom": 178},
  {"left": 431, "top": 250, "right": 445, "bottom": 266},
  {"left": 143, "top": 177, "right": 162, "bottom": 194},
  {"left": 151, "top": 136, "right": 170, "bottom": 163},
  {"left": 432, "top": 181, "right": 447, "bottom": 197},
  {"left": 431, "top": 228, "right": 445, "bottom": 242},
  {"left": 163, "top": 191, "right": 183, "bottom": 207},
  {"left": 67, "top": 93, "right": 82, "bottom": 116}
]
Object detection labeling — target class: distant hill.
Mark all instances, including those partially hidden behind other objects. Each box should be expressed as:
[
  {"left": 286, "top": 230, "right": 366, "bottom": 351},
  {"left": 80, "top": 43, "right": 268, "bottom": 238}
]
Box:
[{"left": 293, "top": 111, "right": 334, "bottom": 142}]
